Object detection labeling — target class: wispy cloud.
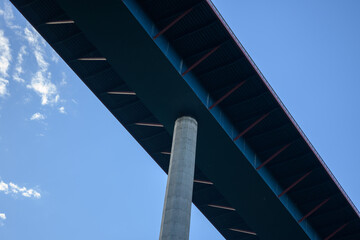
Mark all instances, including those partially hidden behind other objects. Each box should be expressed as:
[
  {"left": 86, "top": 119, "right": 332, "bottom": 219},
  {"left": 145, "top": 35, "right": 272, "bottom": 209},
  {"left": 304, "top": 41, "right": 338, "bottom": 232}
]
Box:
[
  {"left": 51, "top": 50, "right": 59, "bottom": 63},
  {"left": 58, "top": 106, "right": 66, "bottom": 114},
  {"left": 30, "top": 112, "right": 45, "bottom": 121},
  {"left": 60, "top": 72, "right": 66, "bottom": 86},
  {"left": 0, "top": 1, "right": 21, "bottom": 30},
  {"left": 0, "top": 180, "right": 41, "bottom": 199},
  {"left": 0, "top": 30, "right": 11, "bottom": 76},
  {"left": 12, "top": 45, "right": 27, "bottom": 83},
  {"left": 24, "top": 27, "right": 59, "bottom": 105},
  {"left": 27, "top": 71, "right": 59, "bottom": 105},
  {"left": 0, "top": 181, "right": 8, "bottom": 192},
  {"left": 33, "top": 48, "right": 48, "bottom": 71},
  {"left": 0, "top": 213, "right": 6, "bottom": 226},
  {"left": 0, "top": 30, "right": 11, "bottom": 97},
  {"left": 0, "top": 77, "right": 9, "bottom": 97}
]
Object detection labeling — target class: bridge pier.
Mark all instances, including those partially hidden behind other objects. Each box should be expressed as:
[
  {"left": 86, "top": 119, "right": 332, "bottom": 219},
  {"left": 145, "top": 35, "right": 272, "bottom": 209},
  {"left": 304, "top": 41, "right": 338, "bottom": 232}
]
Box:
[{"left": 159, "top": 116, "right": 198, "bottom": 240}]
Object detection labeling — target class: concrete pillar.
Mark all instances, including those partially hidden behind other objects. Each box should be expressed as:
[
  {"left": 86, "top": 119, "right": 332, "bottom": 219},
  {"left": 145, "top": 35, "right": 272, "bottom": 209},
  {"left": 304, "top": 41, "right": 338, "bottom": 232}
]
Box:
[{"left": 159, "top": 116, "right": 198, "bottom": 240}]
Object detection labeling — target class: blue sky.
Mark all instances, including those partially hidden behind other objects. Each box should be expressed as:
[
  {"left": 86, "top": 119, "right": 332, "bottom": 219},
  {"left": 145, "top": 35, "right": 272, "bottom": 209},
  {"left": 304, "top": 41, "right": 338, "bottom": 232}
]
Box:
[{"left": 0, "top": 0, "right": 359, "bottom": 239}]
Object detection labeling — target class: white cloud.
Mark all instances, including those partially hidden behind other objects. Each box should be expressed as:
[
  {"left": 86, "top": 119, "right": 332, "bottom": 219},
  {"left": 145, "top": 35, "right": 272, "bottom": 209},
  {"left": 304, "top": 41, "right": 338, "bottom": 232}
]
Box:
[
  {"left": 24, "top": 27, "right": 59, "bottom": 105},
  {"left": 27, "top": 71, "right": 59, "bottom": 105},
  {"left": 0, "top": 1, "right": 20, "bottom": 30},
  {"left": 0, "top": 30, "right": 11, "bottom": 77},
  {"left": 0, "top": 213, "right": 6, "bottom": 226},
  {"left": 59, "top": 106, "right": 66, "bottom": 114},
  {"left": 51, "top": 50, "right": 59, "bottom": 63},
  {"left": 13, "top": 67, "right": 24, "bottom": 82},
  {"left": 22, "top": 188, "right": 41, "bottom": 198},
  {"left": 0, "top": 180, "right": 41, "bottom": 199},
  {"left": 0, "top": 77, "right": 9, "bottom": 97},
  {"left": 13, "top": 45, "right": 27, "bottom": 83},
  {"left": 30, "top": 112, "right": 45, "bottom": 121},
  {"left": 60, "top": 72, "right": 66, "bottom": 86},
  {"left": 23, "top": 27, "right": 45, "bottom": 49},
  {"left": 33, "top": 49, "right": 48, "bottom": 71},
  {"left": 0, "top": 7, "right": 65, "bottom": 106},
  {"left": 0, "top": 181, "right": 8, "bottom": 192},
  {"left": 9, "top": 182, "right": 25, "bottom": 193},
  {"left": 0, "top": 30, "right": 11, "bottom": 97}
]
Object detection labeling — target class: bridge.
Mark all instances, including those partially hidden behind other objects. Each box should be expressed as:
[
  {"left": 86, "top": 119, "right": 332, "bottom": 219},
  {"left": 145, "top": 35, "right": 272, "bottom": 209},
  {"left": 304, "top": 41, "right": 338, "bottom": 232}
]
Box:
[{"left": 11, "top": 0, "right": 360, "bottom": 239}]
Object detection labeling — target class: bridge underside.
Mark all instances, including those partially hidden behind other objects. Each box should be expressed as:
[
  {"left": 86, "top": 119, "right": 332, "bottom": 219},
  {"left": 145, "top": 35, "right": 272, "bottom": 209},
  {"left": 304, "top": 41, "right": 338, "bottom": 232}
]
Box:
[{"left": 11, "top": 0, "right": 360, "bottom": 239}]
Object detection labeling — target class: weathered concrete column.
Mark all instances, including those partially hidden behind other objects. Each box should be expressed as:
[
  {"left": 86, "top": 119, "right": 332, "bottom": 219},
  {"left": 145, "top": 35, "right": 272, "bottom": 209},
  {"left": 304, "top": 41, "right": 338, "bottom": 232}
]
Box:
[{"left": 159, "top": 116, "right": 198, "bottom": 240}]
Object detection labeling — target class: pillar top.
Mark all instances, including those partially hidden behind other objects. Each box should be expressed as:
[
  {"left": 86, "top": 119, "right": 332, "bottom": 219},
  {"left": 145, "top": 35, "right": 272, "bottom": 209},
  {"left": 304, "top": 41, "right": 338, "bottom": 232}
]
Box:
[{"left": 176, "top": 116, "right": 198, "bottom": 126}]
